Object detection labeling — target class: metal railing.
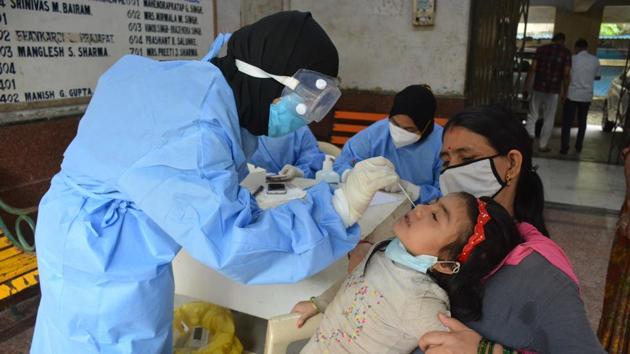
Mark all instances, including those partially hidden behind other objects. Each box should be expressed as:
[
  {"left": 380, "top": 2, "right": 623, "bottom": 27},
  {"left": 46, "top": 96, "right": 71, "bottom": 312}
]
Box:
[
  {"left": 0, "top": 198, "right": 36, "bottom": 252},
  {"left": 466, "top": 0, "right": 529, "bottom": 112}
]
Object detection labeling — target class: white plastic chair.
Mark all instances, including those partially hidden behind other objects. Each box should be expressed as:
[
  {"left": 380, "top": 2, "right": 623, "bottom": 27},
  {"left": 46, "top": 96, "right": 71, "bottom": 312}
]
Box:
[
  {"left": 317, "top": 141, "right": 341, "bottom": 158},
  {"left": 264, "top": 313, "right": 322, "bottom": 354}
]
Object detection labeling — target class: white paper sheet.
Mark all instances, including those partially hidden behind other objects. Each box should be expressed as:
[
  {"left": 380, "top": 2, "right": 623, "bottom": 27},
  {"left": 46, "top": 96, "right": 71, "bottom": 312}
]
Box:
[
  {"left": 369, "top": 191, "right": 404, "bottom": 206},
  {"left": 240, "top": 165, "right": 266, "bottom": 194},
  {"left": 256, "top": 184, "right": 308, "bottom": 209}
]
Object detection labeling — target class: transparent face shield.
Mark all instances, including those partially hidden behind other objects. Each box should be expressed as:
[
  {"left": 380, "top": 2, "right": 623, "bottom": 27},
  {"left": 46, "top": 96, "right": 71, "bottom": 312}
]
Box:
[{"left": 235, "top": 59, "right": 341, "bottom": 124}]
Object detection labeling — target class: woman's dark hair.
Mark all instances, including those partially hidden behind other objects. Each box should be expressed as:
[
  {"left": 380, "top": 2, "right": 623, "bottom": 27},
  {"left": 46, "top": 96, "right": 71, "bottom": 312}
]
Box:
[
  {"left": 211, "top": 11, "right": 338, "bottom": 136},
  {"left": 430, "top": 194, "right": 523, "bottom": 322},
  {"left": 443, "top": 105, "right": 549, "bottom": 236}
]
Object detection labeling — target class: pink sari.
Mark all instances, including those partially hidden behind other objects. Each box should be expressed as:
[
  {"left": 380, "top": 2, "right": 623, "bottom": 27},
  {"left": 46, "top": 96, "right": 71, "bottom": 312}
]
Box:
[{"left": 485, "top": 222, "right": 579, "bottom": 286}]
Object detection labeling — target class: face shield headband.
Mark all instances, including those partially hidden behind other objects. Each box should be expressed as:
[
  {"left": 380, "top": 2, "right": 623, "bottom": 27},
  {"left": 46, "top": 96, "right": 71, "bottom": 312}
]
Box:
[{"left": 235, "top": 59, "right": 341, "bottom": 124}]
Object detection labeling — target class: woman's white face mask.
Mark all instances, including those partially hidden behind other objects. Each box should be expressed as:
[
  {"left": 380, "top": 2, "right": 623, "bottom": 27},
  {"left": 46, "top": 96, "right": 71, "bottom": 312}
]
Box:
[
  {"left": 389, "top": 122, "right": 421, "bottom": 148},
  {"left": 439, "top": 155, "right": 506, "bottom": 198}
]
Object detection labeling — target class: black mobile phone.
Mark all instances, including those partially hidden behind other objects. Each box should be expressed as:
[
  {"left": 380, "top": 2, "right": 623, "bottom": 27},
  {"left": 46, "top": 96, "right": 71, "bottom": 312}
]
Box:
[{"left": 266, "top": 183, "right": 287, "bottom": 195}]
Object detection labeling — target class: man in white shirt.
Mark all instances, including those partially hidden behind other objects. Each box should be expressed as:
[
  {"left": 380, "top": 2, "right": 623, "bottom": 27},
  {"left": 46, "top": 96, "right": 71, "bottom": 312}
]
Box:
[{"left": 560, "top": 38, "right": 601, "bottom": 154}]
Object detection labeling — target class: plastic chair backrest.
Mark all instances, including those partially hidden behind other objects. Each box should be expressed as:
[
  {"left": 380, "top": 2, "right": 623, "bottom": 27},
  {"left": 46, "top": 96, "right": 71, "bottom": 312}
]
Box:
[
  {"left": 317, "top": 141, "right": 341, "bottom": 158},
  {"left": 264, "top": 312, "right": 322, "bottom": 354}
]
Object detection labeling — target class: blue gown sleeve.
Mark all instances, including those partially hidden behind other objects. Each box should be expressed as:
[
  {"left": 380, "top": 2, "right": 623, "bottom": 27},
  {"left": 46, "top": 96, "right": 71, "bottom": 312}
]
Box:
[
  {"left": 248, "top": 138, "right": 280, "bottom": 173},
  {"left": 118, "top": 120, "right": 360, "bottom": 285},
  {"left": 417, "top": 147, "right": 442, "bottom": 204},
  {"left": 293, "top": 128, "right": 325, "bottom": 178},
  {"left": 333, "top": 131, "right": 372, "bottom": 175}
]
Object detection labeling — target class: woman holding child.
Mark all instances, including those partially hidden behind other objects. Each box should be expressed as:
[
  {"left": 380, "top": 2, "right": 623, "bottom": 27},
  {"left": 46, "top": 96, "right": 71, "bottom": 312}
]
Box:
[
  {"left": 419, "top": 106, "right": 603, "bottom": 353},
  {"left": 294, "top": 106, "right": 604, "bottom": 353}
]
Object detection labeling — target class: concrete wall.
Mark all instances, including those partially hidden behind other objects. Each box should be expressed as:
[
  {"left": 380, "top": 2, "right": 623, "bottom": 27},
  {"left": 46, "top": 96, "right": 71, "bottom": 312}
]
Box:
[
  {"left": 216, "top": 0, "right": 242, "bottom": 34},
  {"left": 602, "top": 5, "right": 630, "bottom": 23},
  {"left": 554, "top": 5, "right": 604, "bottom": 55},
  {"left": 215, "top": 0, "right": 472, "bottom": 95},
  {"left": 527, "top": 6, "right": 556, "bottom": 23},
  {"left": 0, "top": 0, "right": 470, "bottom": 216},
  {"left": 0, "top": 116, "right": 80, "bottom": 249},
  {"left": 289, "top": 0, "right": 470, "bottom": 96},
  {"left": 240, "top": 0, "right": 290, "bottom": 26}
]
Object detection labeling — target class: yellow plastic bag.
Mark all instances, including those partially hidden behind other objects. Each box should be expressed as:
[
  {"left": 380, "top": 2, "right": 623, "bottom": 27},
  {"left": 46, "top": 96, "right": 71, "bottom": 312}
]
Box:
[{"left": 173, "top": 301, "right": 243, "bottom": 354}]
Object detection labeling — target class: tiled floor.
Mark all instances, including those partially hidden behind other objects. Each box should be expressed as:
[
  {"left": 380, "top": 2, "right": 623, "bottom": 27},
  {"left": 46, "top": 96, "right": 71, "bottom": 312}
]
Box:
[
  {"left": 534, "top": 156, "right": 625, "bottom": 210},
  {"left": 533, "top": 124, "right": 625, "bottom": 164},
  {"left": 544, "top": 205, "right": 617, "bottom": 331},
  {"left": 530, "top": 98, "right": 627, "bottom": 165}
]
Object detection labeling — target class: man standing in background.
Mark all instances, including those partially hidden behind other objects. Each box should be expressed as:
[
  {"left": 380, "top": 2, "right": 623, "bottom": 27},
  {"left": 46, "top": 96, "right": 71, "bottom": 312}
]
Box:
[
  {"left": 524, "top": 32, "right": 572, "bottom": 152},
  {"left": 560, "top": 38, "right": 601, "bottom": 155}
]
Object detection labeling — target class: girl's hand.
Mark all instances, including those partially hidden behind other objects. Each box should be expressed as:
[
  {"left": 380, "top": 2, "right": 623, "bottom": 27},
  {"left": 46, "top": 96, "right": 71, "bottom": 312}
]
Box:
[
  {"left": 347, "top": 240, "right": 372, "bottom": 273},
  {"left": 419, "top": 313, "right": 482, "bottom": 353},
  {"left": 291, "top": 301, "right": 319, "bottom": 328}
]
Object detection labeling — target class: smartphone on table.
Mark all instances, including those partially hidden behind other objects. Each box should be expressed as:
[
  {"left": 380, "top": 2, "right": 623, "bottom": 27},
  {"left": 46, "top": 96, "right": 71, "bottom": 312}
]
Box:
[{"left": 266, "top": 183, "right": 287, "bottom": 195}]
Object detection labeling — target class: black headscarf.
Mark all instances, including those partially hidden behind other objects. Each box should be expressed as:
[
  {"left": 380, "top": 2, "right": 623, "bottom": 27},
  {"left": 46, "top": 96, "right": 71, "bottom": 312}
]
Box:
[
  {"left": 212, "top": 11, "right": 339, "bottom": 136},
  {"left": 389, "top": 85, "right": 437, "bottom": 140}
]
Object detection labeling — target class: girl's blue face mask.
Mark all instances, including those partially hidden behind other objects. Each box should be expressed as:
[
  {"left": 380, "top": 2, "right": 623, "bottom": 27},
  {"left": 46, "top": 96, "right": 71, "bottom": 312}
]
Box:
[
  {"left": 267, "top": 96, "right": 307, "bottom": 137},
  {"left": 385, "top": 238, "right": 460, "bottom": 274}
]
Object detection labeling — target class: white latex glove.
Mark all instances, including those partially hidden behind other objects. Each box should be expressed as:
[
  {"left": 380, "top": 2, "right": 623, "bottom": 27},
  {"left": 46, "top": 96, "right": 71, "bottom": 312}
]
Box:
[
  {"left": 332, "top": 157, "right": 399, "bottom": 227},
  {"left": 382, "top": 179, "right": 421, "bottom": 202},
  {"left": 279, "top": 164, "right": 304, "bottom": 179}
]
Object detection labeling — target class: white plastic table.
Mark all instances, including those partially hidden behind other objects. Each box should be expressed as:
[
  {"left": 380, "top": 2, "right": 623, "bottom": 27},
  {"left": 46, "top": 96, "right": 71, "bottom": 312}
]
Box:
[{"left": 173, "top": 180, "right": 411, "bottom": 319}]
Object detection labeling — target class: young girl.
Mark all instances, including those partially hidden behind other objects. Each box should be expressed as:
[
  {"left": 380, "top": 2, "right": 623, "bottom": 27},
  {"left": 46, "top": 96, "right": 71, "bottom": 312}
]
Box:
[{"left": 293, "top": 192, "right": 522, "bottom": 353}]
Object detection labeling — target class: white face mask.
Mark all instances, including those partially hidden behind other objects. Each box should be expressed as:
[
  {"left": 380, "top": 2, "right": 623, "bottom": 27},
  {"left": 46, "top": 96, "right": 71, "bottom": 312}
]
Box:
[
  {"left": 439, "top": 156, "right": 506, "bottom": 198},
  {"left": 389, "top": 122, "right": 421, "bottom": 149}
]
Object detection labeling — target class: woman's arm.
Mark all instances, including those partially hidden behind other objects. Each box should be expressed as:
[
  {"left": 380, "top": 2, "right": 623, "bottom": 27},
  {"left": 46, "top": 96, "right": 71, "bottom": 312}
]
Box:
[
  {"left": 118, "top": 122, "right": 361, "bottom": 285},
  {"left": 419, "top": 314, "right": 514, "bottom": 354},
  {"left": 292, "top": 127, "right": 325, "bottom": 178},
  {"left": 533, "top": 279, "right": 605, "bottom": 353},
  {"left": 333, "top": 130, "right": 373, "bottom": 176}
]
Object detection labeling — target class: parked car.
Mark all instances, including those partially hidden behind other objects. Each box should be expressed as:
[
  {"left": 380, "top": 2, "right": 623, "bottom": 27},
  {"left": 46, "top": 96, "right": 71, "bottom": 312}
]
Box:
[{"left": 602, "top": 69, "right": 629, "bottom": 132}]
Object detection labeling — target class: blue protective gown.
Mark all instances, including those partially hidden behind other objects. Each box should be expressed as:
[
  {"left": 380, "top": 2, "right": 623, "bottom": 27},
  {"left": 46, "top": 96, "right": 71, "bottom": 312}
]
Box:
[
  {"left": 31, "top": 46, "right": 359, "bottom": 353},
  {"left": 249, "top": 126, "right": 325, "bottom": 178},
  {"left": 334, "top": 118, "right": 443, "bottom": 204}
]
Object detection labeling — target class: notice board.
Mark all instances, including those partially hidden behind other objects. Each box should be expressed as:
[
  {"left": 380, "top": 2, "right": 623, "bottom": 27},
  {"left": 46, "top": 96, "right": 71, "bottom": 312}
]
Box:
[{"left": 0, "top": 0, "right": 215, "bottom": 123}]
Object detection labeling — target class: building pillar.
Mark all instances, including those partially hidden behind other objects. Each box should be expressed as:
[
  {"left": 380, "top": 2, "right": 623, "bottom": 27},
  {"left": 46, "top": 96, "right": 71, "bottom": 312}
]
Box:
[
  {"left": 551, "top": 5, "right": 604, "bottom": 125},
  {"left": 554, "top": 5, "right": 603, "bottom": 55}
]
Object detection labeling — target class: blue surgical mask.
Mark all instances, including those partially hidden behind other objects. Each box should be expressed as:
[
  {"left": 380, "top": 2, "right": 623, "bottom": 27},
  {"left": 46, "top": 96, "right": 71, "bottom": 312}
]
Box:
[
  {"left": 385, "top": 238, "right": 438, "bottom": 273},
  {"left": 385, "top": 238, "right": 460, "bottom": 274},
  {"left": 267, "top": 96, "right": 307, "bottom": 137}
]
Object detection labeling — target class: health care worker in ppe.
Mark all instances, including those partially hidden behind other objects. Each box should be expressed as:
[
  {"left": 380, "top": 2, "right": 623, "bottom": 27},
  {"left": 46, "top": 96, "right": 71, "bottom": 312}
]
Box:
[
  {"left": 31, "top": 12, "right": 398, "bottom": 353},
  {"left": 334, "top": 85, "right": 443, "bottom": 204},
  {"left": 249, "top": 125, "right": 325, "bottom": 179}
]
